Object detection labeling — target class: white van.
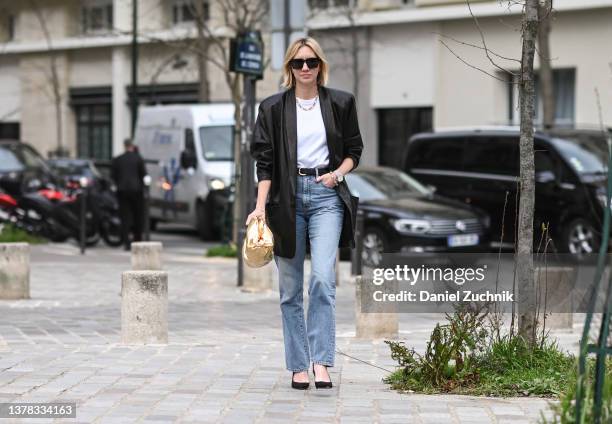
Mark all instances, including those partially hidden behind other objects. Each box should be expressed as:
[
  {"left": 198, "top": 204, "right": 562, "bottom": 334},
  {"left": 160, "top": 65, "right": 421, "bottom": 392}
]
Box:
[{"left": 134, "top": 104, "right": 235, "bottom": 240}]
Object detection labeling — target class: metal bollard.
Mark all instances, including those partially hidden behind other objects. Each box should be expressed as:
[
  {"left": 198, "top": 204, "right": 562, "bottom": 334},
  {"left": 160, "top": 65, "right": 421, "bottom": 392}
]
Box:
[{"left": 351, "top": 209, "right": 364, "bottom": 276}]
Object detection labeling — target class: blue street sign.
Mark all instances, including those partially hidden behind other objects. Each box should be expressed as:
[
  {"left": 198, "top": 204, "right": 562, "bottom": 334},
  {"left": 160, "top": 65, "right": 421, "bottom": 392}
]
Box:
[{"left": 230, "top": 31, "right": 264, "bottom": 78}]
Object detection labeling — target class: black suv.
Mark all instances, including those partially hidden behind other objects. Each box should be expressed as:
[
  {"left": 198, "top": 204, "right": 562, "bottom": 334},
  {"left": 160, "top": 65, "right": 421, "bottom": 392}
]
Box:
[{"left": 403, "top": 128, "right": 611, "bottom": 256}]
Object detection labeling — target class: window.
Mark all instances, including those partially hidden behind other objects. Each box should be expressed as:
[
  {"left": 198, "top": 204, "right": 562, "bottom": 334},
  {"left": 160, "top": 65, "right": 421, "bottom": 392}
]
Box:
[
  {"left": 7, "top": 14, "right": 14, "bottom": 40},
  {"left": 408, "top": 138, "right": 464, "bottom": 172},
  {"left": 75, "top": 105, "right": 112, "bottom": 160},
  {"left": 308, "top": 0, "right": 351, "bottom": 9},
  {"left": 378, "top": 107, "right": 433, "bottom": 170},
  {"left": 508, "top": 68, "right": 576, "bottom": 127},
  {"left": 199, "top": 126, "right": 233, "bottom": 161},
  {"left": 172, "top": 1, "right": 210, "bottom": 25},
  {"left": 81, "top": 0, "right": 113, "bottom": 34},
  {"left": 463, "top": 137, "right": 518, "bottom": 176}
]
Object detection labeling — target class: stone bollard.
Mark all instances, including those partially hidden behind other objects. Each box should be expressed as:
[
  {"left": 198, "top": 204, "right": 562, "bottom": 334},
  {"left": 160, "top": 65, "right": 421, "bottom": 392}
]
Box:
[
  {"left": 131, "top": 242, "right": 163, "bottom": 270},
  {"left": 354, "top": 275, "right": 398, "bottom": 338},
  {"left": 535, "top": 266, "right": 575, "bottom": 330},
  {"left": 121, "top": 271, "right": 168, "bottom": 344},
  {"left": 241, "top": 261, "right": 275, "bottom": 293},
  {"left": 0, "top": 243, "right": 30, "bottom": 300}
]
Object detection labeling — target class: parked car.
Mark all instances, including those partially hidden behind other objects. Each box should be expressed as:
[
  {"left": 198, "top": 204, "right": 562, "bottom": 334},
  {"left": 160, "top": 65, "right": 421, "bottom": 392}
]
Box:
[
  {"left": 345, "top": 167, "right": 491, "bottom": 266},
  {"left": 46, "top": 158, "right": 104, "bottom": 190},
  {"left": 0, "top": 139, "right": 58, "bottom": 196},
  {"left": 403, "top": 127, "right": 611, "bottom": 258}
]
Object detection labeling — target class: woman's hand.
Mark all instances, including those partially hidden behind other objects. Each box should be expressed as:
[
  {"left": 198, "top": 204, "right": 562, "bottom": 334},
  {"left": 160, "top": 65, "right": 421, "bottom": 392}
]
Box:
[
  {"left": 316, "top": 172, "right": 337, "bottom": 188},
  {"left": 246, "top": 207, "right": 266, "bottom": 226}
]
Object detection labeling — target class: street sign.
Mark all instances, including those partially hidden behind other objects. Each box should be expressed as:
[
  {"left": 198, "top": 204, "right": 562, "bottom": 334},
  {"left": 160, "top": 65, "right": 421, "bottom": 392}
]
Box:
[{"left": 230, "top": 31, "right": 264, "bottom": 78}]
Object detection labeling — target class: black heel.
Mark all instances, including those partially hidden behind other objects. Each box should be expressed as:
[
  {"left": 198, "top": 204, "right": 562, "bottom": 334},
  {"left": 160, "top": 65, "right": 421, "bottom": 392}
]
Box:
[
  {"left": 291, "top": 372, "right": 309, "bottom": 390},
  {"left": 312, "top": 364, "right": 333, "bottom": 389}
]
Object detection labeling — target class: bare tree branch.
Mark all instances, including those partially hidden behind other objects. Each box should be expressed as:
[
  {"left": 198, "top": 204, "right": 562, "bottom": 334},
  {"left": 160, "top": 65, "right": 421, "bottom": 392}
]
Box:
[
  {"left": 436, "top": 32, "right": 520, "bottom": 64},
  {"left": 466, "top": 0, "right": 516, "bottom": 75},
  {"left": 440, "top": 39, "right": 517, "bottom": 83}
]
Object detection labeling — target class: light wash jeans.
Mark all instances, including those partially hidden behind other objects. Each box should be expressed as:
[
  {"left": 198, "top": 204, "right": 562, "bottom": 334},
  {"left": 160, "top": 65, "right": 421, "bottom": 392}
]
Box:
[{"left": 275, "top": 175, "right": 344, "bottom": 372}]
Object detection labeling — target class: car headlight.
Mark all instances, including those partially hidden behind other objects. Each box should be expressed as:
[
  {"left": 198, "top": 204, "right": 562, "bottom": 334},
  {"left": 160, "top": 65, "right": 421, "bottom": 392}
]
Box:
[
  {"left": 209, "top": 178, "right": 226, "bottom": 190},
  {"left": 390, "top": 218, "right": 431, "bottom": 235}
]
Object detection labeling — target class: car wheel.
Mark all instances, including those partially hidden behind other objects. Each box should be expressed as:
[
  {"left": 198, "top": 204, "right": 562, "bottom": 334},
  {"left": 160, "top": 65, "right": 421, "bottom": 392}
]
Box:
[
  {"left": 362, "top": 228, "right": 387, "bottom": 267},
  {"left": 562, "top": 218, "right": 601, "bottom": 259}
]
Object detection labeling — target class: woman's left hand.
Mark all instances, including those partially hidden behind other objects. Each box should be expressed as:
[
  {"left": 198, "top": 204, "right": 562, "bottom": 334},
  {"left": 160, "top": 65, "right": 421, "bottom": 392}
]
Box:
[{"left": 316, "top": 172, "right": 337, "bottom": 188}]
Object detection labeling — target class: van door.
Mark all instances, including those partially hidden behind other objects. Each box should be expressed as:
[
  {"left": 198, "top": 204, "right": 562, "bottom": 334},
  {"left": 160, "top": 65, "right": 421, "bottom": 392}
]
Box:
[{"left": 461, "top": 136, "right": 519, "bottom": 244}]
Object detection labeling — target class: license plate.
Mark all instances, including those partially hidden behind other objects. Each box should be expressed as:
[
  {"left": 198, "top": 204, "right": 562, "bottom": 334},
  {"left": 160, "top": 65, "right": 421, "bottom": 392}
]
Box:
[{"left": 448, "top": 234, "right": 479, "bottom": 247}]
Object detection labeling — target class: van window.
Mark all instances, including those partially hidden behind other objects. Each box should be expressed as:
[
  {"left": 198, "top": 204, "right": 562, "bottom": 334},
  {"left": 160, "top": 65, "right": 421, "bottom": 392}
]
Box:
[
  {"left": 199, "top": 125, "right": 233, "bottom": 161},
  {"left": 407, "top": 138, "right": 464, "bottom": 171},
  {"left": 463, "top": 137, "right": 518, "bottom": 176}
]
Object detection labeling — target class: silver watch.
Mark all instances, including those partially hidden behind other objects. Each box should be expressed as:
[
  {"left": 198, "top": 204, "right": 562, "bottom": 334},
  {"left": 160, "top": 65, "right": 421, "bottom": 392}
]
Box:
[{"left": 333, "top": 170, "right": 344, "bottom": 183}]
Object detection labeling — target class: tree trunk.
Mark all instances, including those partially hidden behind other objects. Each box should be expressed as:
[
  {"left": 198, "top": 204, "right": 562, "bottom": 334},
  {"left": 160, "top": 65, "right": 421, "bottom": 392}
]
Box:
[
  {"left": 537, "top": 0, "right": 554, "bottom": 129},
  {"left": 517, "top": 0, "right": 539, "bottom": 347}
]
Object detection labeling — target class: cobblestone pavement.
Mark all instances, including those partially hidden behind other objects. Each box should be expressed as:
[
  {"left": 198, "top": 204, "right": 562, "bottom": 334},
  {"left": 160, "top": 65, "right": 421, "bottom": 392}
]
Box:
[{"left": 0, "top": 239, "right": 581, "bottom": 423}]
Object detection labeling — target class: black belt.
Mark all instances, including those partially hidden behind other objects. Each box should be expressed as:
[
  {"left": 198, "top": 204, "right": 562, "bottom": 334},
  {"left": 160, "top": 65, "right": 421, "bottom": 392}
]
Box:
[{"left": 297, "top": 166, "right": 331, "bottom": 177}]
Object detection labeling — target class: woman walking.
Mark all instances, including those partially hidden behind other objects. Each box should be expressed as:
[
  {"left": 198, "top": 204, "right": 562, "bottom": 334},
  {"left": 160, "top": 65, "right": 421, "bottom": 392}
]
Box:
[{"left": 247, "top": 37, "right": 363, "bottom": 390}]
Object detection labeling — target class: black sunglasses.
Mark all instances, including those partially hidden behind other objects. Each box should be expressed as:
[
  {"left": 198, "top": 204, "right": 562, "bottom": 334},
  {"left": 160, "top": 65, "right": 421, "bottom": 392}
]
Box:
[{"left": 289, "top": 57, "right": 320, "bottom": 70}]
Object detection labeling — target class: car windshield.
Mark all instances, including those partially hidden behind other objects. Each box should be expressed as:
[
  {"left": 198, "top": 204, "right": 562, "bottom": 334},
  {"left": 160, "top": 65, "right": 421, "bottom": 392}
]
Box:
[
  {"left": 345, "top": 169, "right": 431, "bottom": 201},
  {"left": 0, "top": 144, "right": 48, "bottom": 172},
  {"left": 551, "top": 135, "right": 609, "bottom": 175},
  {"left": 199, "top": 125, "right": 233, "bottom": 161}
]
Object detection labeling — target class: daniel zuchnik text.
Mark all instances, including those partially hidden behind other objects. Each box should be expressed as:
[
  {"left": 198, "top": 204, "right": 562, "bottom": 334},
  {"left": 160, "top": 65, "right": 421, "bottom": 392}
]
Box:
[
  {"left": 373, "top": 290, "right": 515, "bottom": 303},
  {"left": 370, "top": 265, "right": 514, "bottom": 304}
]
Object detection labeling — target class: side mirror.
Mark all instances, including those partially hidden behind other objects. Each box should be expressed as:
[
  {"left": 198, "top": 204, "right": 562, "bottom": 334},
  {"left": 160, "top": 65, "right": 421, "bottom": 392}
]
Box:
[
  {"left": 535, "top": 170, "right": 556, "bottom": 184},
  {"left": 426, "top": 184, "right": 437, "bottom": 193},
  {"left": 180, "top": 150, "right": 197, "bottom": 170}
]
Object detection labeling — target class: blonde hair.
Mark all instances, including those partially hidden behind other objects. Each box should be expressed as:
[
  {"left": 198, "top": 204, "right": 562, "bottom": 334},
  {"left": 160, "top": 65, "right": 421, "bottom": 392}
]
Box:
[{"left": 281, "top": 37, "right": 329, "bottom": 89}]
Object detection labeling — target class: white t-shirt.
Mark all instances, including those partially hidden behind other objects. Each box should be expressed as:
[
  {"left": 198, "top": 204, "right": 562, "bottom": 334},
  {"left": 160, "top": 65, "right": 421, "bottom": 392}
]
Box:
[{"left": 296, "top": 96, "right": 329, "bottom": 168}]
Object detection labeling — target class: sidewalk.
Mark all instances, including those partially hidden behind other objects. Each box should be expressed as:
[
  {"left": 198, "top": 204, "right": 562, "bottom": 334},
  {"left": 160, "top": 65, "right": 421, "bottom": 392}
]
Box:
[{"left": 0, "top": 242, "right": 580, "bottom": 423}]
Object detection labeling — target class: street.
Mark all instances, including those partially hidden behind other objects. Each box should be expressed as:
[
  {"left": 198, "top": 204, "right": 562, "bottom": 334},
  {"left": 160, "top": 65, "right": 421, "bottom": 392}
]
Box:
[{"left": 0, "top": 226, "right": 583, "bottom": 423}]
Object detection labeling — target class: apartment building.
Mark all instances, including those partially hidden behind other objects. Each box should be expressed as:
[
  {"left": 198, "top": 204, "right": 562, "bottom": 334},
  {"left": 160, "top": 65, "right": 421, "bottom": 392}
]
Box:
[
  {"left": 308, "top": 0, "right": 612, "bottom": 168},
  {"left": 0, "top": 0, "right": 281, "bottom": 160}
]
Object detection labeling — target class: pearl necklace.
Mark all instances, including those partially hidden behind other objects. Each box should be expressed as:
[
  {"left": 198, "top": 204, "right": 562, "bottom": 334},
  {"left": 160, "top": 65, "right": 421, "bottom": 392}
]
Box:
[{"left": 296, "top": 95, "right": 319, "bottom": 111}]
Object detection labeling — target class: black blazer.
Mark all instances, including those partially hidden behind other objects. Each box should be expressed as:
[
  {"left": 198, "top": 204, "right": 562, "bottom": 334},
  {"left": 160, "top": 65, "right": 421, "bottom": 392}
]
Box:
[
  {"left": 250, "top": 86, "right": 363, "bottom": 258},
  {"left": 111, "top": 151, "right": 146, "bottom": 193}
]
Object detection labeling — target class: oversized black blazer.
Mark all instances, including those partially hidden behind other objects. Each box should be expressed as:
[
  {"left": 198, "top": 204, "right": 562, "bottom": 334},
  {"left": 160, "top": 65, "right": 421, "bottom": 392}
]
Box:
[{"left": 250, "top": 85, "right": 364, "bottom": 259}]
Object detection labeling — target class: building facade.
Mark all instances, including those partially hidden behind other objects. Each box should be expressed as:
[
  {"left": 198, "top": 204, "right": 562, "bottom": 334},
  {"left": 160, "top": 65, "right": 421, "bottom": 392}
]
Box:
[
  {"left": 308, "top": 0, "right": 612, "bottom": 168},
  {"left": 0, "top": 0, "right": 282, "bottom": 160}
]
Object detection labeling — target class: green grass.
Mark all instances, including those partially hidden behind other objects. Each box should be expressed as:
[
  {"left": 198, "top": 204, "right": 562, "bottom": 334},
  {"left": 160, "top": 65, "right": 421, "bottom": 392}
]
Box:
[
  {"left": 385, "top": 336, "right": 575, "bottom": 397},
  {"left": 540, "top": 363, "right": 612, "bottom": 423},
  {"left": 474, "top": 336, "right": 575, "bottom": 397},
  {"left": 0, "top": 223, "right": 46, "bottom": 244},
  {"left": 206, "top": 244, "right": 237, "bottom": 258}
]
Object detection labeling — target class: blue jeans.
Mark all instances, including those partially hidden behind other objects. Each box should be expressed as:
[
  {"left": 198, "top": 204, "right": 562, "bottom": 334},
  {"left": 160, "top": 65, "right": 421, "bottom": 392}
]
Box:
[{"left": 275, "top": 175, "right": 344, "bottom": 372}]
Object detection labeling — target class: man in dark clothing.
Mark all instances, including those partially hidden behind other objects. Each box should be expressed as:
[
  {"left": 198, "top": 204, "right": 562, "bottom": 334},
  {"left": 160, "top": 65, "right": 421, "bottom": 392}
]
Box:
[{"left": 112, "top": 139, "right": 146, "bottom": 250}]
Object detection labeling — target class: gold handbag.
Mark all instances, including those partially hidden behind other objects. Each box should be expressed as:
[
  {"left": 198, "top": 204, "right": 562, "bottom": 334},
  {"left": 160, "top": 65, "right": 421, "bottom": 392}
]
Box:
[{"left": 242, "top": 217, "right": 274, "bottom": 268}]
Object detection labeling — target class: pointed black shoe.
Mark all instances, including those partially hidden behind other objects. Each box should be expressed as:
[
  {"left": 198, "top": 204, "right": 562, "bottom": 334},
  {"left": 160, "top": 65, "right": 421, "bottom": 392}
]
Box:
[
  {"left": 291, "top": 372, "right": 309, "bottom": 390},
  {"left": 312, "top": 364, "right": 333, "bottom": 389}
]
